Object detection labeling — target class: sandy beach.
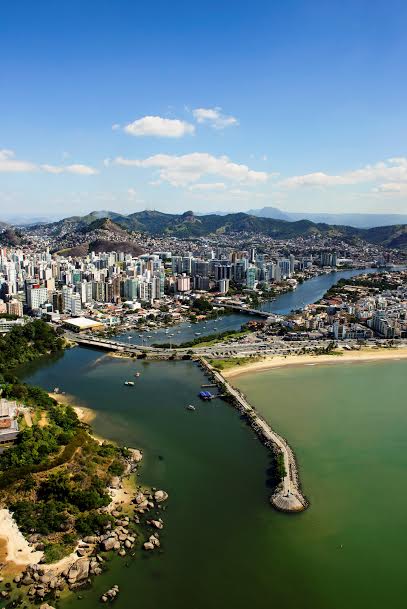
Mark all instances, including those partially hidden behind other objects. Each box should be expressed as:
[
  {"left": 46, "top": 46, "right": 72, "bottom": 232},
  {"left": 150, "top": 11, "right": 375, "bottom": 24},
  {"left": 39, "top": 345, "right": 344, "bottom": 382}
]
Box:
[
  {"left": 0, "top": 509, "right": 43, "bottom": 574},
  {"left": 48, "top": 391, "right": 96, "bottom": 425},
  {"left": 222, "top": 347, "right": 407, "bottom": 379}
]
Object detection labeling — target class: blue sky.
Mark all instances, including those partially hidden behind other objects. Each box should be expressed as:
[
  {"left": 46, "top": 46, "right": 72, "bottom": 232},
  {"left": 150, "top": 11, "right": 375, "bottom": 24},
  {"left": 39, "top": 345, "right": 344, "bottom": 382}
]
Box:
[{"left": 1, "top": 0, "right": 407, "bottom": 219}]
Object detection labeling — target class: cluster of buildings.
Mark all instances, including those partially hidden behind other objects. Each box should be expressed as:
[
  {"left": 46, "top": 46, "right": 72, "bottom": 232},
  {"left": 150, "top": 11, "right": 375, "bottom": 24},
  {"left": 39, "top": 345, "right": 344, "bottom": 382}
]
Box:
[
  {"left": 280, "top": 271, "right": 407, "bottom": 341},
  {"left": 0, "top": 234, "right": 404, "bottom": 343},
  {"left": 0, "top": 244, "right": 345, "bottom": 331}
]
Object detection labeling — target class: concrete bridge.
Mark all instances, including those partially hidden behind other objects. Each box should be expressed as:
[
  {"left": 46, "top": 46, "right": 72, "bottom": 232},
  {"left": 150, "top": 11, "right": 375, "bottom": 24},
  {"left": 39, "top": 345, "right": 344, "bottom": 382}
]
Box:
[
  {"left": 67, "top": 336, "right": 149, "bottom": 352},
  {"left": 217, "top": 303, "right": 273, "bottom": 318}
]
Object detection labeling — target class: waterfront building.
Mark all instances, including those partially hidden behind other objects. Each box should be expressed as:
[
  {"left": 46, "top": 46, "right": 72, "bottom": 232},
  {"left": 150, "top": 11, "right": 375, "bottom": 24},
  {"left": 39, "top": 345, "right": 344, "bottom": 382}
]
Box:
[
  {"left": 246, "top": 266, "right": 257, "bottom": 289},
  {"left": 177, "top": 274, "right": 191, "bottom": 293},
  {"left": 218, "top": 278, "right": 230, "bottom": 294}
]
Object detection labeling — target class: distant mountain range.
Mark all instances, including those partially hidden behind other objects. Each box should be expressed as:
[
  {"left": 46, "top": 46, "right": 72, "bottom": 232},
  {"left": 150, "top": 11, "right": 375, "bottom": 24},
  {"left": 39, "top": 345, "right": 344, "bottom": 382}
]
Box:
[
  {"left": 247, "top": 206, "right": 407, "bottom": 229},
  {"left": 4, "top": 209, "right": 402, "bottom": 252}
]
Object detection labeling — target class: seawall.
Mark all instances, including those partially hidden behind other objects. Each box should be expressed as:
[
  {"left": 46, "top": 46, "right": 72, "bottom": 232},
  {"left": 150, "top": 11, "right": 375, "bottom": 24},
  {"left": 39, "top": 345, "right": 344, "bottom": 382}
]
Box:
[{"left": 199, "top": 358, "right": 308, "bottom": 513}]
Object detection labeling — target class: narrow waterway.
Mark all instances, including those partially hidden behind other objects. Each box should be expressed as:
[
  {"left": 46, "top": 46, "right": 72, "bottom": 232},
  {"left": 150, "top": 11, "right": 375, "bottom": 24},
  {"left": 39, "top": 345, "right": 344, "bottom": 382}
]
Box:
[
  {"left": 259, "top": 267, "right": 378, "bottom": 313},
  {"left": 18, "top": 350, "right": 407, "bottom": 609},
  {"left": 117, "top": 268, "right": 377, "bottom": 346}
]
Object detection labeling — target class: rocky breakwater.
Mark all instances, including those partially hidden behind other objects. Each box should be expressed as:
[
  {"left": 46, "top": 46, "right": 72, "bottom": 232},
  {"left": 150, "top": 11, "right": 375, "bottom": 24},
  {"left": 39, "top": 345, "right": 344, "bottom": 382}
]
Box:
[{"left": 199, "top": 358, "right": 308, "bottom": 513}]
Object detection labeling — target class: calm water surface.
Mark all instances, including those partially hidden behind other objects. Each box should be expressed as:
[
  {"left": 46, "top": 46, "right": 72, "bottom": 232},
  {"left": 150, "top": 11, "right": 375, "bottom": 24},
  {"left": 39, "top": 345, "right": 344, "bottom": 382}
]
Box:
[
  {"left": 117, "top": 268, "right": 377, "bottom": 345},
  {"left": 18, "top": 349, "right": 407, "bottom": 609}
]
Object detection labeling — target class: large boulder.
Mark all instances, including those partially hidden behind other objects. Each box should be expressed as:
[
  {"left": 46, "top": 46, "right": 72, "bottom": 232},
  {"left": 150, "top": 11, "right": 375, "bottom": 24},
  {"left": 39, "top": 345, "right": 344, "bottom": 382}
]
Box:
[
  {"left": 135, "top": 492, "right": 146, "bottom": 505},
  {"left": 67, "top": 558, "right": 90, "bottom": 585},
  {"left": 154, "top": 490, "right": 168, "bottom": 502},
  {"left": 149, "top": 535, "right": 160, "bottom": 547},
  {"left": 151, "top": 520, "right": 164, "bottom": 529},
  {"left": 102, "top": 537, "right": 120, "bottom": 552},
  {"left": 130, "top": 449, "right": 143, "bottom": 462},
  {"left": 83, "top": 536, "right": 99, "bottom": 544},
  {"left": 143, "top": 542, "right": 154, "bottom": 551}
]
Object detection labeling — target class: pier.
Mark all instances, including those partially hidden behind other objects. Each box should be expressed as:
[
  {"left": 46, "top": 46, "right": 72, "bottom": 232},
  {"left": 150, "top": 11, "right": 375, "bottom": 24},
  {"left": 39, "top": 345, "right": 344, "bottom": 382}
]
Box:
[{"left": 199, "top": 358, "right": 308, "bottom": 513}]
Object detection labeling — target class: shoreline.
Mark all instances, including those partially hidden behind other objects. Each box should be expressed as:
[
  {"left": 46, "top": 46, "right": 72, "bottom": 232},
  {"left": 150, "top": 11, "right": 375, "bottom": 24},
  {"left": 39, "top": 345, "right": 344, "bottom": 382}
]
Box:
[
  {"left": 48, "top": 392, "right": 96, "bottom": 425},
  {"left": 0, "top": 510, "right": 44, "bottom": 575},
  {"left": 222, "top": 347, "right": 407, "bottom": 379}
]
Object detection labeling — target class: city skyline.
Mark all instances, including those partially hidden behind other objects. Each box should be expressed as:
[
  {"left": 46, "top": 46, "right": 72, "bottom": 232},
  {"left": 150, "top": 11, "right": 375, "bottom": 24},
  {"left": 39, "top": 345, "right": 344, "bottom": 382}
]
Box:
[{"left": 1, "top": 0, "right": 407, "bottom": 218}]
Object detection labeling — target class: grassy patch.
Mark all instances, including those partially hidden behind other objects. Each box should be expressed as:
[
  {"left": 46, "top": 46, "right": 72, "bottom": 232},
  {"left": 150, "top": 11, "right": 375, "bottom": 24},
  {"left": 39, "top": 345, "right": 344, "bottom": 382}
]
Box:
[
  {"left": 43, "top": 539, "right": 76, "bottom": 563},
  {"left": 209, "top": 356, "right": 263, "bottom": 371}
]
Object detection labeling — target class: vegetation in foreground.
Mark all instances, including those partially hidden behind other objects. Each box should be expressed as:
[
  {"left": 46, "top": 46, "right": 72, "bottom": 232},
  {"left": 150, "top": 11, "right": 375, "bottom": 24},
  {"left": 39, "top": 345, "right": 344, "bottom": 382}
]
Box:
[
  {"left": 0, "top": 320, "right": 132, "bottom": 563},
  {"left": 0, "top": 380, "right": 129, "bottom": 561}
]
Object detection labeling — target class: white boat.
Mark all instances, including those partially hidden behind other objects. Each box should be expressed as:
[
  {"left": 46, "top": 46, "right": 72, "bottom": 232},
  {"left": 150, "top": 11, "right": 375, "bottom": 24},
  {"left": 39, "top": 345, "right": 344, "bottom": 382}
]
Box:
[
  {"left": 186, "top": 404, "right": 196, "bottom": 411},
  {"left": 195, "top": 332, "right": 201, "bottom": 336},
  {"left": 124, "top": 381, "right": 135, "bottom": 386},
  {"left": 134, "top": 372, "right": 140, "bottom": 377}
]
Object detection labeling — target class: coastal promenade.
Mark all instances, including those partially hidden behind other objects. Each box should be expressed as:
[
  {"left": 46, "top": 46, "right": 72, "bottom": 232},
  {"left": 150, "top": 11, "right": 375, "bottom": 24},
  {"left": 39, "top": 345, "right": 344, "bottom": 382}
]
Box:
[{"left": 200, "top": 358, "right": 308, "bottom": 513}]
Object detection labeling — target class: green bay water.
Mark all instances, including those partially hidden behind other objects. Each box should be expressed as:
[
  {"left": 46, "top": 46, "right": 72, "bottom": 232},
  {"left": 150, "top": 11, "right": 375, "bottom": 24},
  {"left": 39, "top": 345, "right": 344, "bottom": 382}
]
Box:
[{"left": 19, "top": 350, "right": 407, "bottom": 609}]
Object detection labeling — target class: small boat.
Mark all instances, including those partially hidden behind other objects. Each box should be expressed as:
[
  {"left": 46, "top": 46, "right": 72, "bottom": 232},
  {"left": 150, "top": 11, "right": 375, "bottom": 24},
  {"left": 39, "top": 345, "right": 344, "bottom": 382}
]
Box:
[
  {"left": 195, "top": 332, "right": 201, "bottom": 336},
  {"left": 124, "top": 381, "right": 135, "bottom": 386},
  {"left": 186, "top": 404, "right": 196, "bottom": 411},
  {"left": 134, "top": 372, "right": 140, "bottom": 377}
]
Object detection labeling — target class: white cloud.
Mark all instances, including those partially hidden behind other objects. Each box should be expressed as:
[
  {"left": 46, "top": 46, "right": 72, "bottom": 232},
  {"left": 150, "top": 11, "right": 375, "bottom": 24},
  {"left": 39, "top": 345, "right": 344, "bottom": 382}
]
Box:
[
  {"left": 192, "top": 107, "right": 238, "bottom": 130},
  {"left": 65, "top": 164, "right": 99, "bottom": 175},
  {"left": 373, "top": 182, "right": 407, "bottom": 194},
  {"left": 0, "top": 149, "right": 37, "bottom": 172},
  {"left": 41, "top": 163, "right": 98, "bottom": 175},
  {"left": 0, "top": 150, "right": 98, "bottom": 175},
  {"left": 123, "top": 116, "right": 195, "bottom": 138},
  {"left": 113, "top": 152, "right": 268, "bottom": 187},
  {"left": 189, "top": 182, "right": 227, "bottom": 191},
  {"left": 280, "top": 157, "right": 407, "bottom": 189},
  {"left": 111, "top": 123, "right": 121, "bottom": 131}
]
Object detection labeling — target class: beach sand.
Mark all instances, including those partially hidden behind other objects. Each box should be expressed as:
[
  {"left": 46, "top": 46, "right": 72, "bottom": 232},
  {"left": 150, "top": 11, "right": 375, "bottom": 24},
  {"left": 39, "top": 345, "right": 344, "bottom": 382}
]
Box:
[
  {"left": 222, "top": 346, "right": 407, "bottom": 379},
  {"left": 0, "top": 509, "right": 43, "bottom": 575},
  {"left": 48, "top": 392, "right": 96, "bottom": 425}
]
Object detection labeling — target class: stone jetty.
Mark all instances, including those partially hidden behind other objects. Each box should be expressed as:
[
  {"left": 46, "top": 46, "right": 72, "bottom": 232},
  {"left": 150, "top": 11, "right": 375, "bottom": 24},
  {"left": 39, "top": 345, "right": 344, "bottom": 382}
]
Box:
[{"left": 200, "top": 358, "right": 308, "bottom": 513}]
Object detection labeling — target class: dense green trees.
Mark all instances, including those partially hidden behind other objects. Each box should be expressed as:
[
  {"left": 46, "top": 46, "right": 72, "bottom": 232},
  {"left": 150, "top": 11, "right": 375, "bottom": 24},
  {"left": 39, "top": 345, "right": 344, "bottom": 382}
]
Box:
[
  {"left": 0, "top": 319, "right": 64, "bottom": 371},
  {"left": 0, "top": 322, "right": 127, "bottom": 559}
]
